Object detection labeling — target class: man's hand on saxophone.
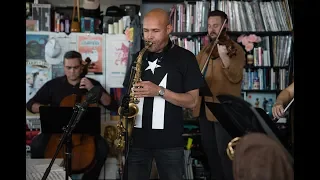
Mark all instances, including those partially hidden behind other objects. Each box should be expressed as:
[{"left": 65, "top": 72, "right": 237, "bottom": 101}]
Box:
[
  {"left": 133, "top": 81, "right": 161, "bottom": 98},
  {"left": 133, "top": 81, "right": 199, "bottom": 109}
]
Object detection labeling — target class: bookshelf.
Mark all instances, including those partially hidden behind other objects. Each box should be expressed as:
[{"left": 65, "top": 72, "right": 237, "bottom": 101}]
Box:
[
  {"left": 141, "top": 0, "right": 293, "bottom": 104},
  {"left": 141, "top": 0, "right": 294, "bottom": 177}
]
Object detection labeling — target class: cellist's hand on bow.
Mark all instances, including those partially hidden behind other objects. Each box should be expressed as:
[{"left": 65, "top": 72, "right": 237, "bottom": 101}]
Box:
[
  {"left": 218, "top": 44, "right": 230, "bottom": 68},
  {"left": 80, "top": 77, "right": 94, "bottom": 90}
]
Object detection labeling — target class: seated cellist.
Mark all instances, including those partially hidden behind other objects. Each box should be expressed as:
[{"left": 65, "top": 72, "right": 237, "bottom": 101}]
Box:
[{"left": 26, "top": 50, "right": 117, "bottom": 180}]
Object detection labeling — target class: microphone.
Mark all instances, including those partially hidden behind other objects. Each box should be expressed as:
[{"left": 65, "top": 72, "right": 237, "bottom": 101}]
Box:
[{"left": 80, "top": 86, "right": 103, "bottom": 107}]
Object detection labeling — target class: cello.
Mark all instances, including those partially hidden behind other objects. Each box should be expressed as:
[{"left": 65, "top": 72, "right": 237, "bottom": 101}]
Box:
[{"left": 44, "top": 57, "right": 97, "bottom": 174}]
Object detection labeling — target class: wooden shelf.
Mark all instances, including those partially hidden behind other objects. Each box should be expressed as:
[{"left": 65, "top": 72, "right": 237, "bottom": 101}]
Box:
[
  {"left": 227, "top": 31, "right": 293, "bottom": 36},
  {"left": 169, "top": 31, "right": 292, "bottom": 37},
  {"left": 244, "top": 65, "right": 289, "bottom": 69},
  {"left": 170, "top": 32, "right": 207, "bottom": 37},
  {"left": 242, "top": 90, "right": 280, "bottom": 93},
  {"left": 143, "top": 0, "right": 209, "bottom": 3}
]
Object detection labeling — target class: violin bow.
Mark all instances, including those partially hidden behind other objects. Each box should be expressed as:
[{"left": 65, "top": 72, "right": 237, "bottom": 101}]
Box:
[
  {"left": 201, "top": 19, "right": 227, "bottom": 74},
  {"left": 273, "top": 98, "right": 294, "bottom": 121}
]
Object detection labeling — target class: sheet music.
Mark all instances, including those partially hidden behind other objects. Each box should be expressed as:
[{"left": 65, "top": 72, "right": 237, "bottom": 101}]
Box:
[{"left": 26, "top": 163, "right": 72, "bottom": 180}]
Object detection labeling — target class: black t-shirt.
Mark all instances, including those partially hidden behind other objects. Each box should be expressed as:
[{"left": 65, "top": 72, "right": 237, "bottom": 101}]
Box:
[{"left": 123, "top": 45, "right": 205, "bottom": 149}]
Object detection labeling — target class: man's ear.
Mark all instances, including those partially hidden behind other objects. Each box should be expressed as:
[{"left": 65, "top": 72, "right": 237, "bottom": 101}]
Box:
[{"left": 166, "top": 24, "right": 173, "bottom": 35}]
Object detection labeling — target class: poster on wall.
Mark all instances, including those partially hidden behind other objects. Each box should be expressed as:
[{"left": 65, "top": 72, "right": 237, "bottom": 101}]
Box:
[
  {"left": 105, "top": 35, "right": 129, "bottom": 87},
  {"left": 109, "top": 88, "right": 126, "bottom": 120},
  {"left": 26, "top": 60, "right": 52, "bottom": 103},
  {"left": 26, "top": 33, "right": 52, "bottom": 116},
  {"left": 47, "top": 33, "right": 75, "bottom": 78},
  {"left": 26, "top": 34, "right": 48, "bottom": 59},
  {"left": 77, "top": 35, "right": 103, "bottom": 74}
]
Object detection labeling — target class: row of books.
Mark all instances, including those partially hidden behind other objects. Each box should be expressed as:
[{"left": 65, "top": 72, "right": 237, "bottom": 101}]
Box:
[
  {"left": 272, "top": 35, "right": 293, "bottom": 67},
  {"left": 168, "top": 0, "right": 292, "bottom": 33},
  {"left": 216, "top": 0, "right": 293, "bottom": 32},
  {"left": 170, "top": 36, "right": 209, "bottom": 55},
  {"left": 250, "top": 35, "right": 292, "bottom": 67},
  {"left": 242, "top": 68, "right": 289, "bottom": 91},
  {"left": 171, "top": 35, "right": 292, "bottom": 68},
  {"left": 169, "top": 1, "right": 210, "bottom": 33}
]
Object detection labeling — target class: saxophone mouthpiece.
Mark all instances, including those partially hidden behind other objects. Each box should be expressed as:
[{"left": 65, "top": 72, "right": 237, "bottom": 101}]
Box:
[{"left": 145, "top": 41, "right": 153, "bottom": 46}]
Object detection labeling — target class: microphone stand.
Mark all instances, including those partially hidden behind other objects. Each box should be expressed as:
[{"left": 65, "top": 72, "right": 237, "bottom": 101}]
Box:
[{"left": 41, "top": 102, "right": 89, "bottom": 180}]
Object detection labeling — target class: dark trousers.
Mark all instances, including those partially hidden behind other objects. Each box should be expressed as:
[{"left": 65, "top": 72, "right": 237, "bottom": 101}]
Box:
[
  {"left": 125, "top": 147, "right": 184, "bottom": 180},
  {"left": 199, "top": 117, "right": 234, "bottom": 180},
  {"left": 30, "top": 133, "right": 108, "bottom": 180}
]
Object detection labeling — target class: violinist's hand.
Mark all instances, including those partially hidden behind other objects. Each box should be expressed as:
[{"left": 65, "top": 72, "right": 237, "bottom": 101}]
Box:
[
  {"left": 133, "top": 81, "right": 161, "bottom": 98},
  {"left": 272, "top": 103, "right": 285, "bottom": 120},
  {"left": 218, "top": 44, "right": 230, "bottom": 68},
  {"left": 80, "top": 77, "right": 94, "bottom": 90}
]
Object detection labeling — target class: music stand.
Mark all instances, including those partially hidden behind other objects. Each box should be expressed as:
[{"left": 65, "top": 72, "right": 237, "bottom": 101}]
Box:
[
  {"left": 205, "top": 94, "right": 293, "bottom": 165},
  {"left": 39, "top": 106, "right": 101, "bottom": 179},
  {"left": 40, "top": 106, "right": 101, "bottom": 134},
  {"left": 205, "top": 95, "right": 282, "bottom": 140}
]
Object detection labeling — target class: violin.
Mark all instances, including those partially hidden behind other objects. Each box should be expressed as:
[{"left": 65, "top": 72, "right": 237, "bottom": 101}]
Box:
[
  {"left": 201, "top": 19, "right": 237, "bottom": 74},
  {"left": 44, "top": 57, "right": 98, "bottom": 174}
]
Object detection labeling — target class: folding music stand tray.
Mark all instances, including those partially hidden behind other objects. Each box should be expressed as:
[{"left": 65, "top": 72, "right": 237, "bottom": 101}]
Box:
[
  {"left": 205, "top": 94, "right": 293, "bottom": 165},
  {"left": 205, "top": 96, "right": 284, "bottom": 143},
  {"left": 39, "top": 106, "right": 101, "bottom": 135}
]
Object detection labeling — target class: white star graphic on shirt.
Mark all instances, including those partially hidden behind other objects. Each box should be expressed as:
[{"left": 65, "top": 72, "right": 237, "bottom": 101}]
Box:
[{"left": 145, "top": 59, "right": 161, "bottom": 74}]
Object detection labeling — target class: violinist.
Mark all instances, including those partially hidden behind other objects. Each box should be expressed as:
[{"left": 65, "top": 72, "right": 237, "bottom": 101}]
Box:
[
  {"left": 272, "top": 82, "right": 294, "bottom": 120},
  {"left": 272, "top": 81, "right": 294, "bottom": 154},
  {"left": 26, "top": 50, "right": 117, "bottom": 180},
  {"left": 192, "top": 10, "right": 246, "bottom": 180}
]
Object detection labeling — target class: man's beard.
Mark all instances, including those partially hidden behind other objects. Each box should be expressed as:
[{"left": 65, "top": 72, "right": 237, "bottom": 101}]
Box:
[
  {"left": 209, "top": 36, "right": 217, "bottom": 43},
  {"left": 208, "top": 28, "right": 227, "bottom": 42},
  {"left": 208, "top": 32, "right": 217, "bottom": 41},
  {"left": 148, "top": 40, "right": 168, "bottom": 53}
]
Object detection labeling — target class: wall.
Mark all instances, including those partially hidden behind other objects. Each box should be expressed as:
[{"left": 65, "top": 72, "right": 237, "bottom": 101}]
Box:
[{"left": 40, "top": 0, "right": 142, "bottom": 14}]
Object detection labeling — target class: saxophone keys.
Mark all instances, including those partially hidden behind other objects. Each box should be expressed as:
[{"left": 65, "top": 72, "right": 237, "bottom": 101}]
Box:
[{"left": 133, "top": 99, "right": 140, "bottom": 104}]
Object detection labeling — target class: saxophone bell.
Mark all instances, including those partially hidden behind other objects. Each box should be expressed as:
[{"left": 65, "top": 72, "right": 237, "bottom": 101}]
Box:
[{"left": 226, "top": 137, "right": 241, "bottom": 160}]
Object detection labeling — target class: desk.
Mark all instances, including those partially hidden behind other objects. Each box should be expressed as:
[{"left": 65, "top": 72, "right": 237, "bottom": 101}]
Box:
[
  {"left": 26, "top": 158, "right": 72, "bottom": 180},
  {"left": 26, "top": 158, "right": 63, "bottom": 166}
]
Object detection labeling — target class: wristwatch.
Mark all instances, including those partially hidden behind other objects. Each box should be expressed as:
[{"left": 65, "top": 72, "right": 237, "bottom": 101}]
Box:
[{"left": 158, "top": 86, "right": 165, "bottom": 96}]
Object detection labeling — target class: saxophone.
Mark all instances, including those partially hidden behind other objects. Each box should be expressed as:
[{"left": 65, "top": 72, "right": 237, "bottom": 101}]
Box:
[{"left": 114, "top": 41, "right": 153, "bottom": 152}]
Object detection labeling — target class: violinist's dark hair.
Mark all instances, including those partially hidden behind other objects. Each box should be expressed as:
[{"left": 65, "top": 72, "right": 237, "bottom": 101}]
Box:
[{"left": 208, "top": 10, "right": 228, "bottom": 23}]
